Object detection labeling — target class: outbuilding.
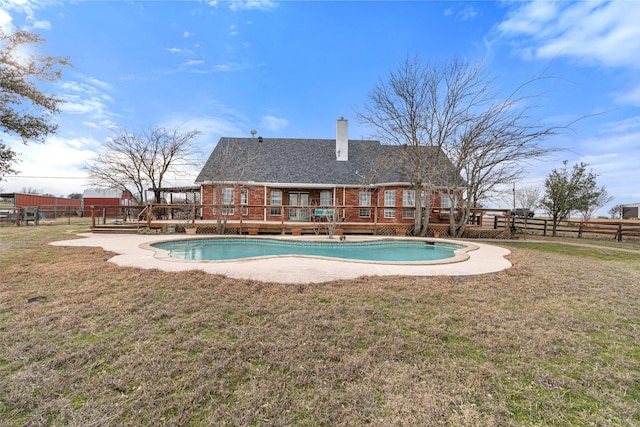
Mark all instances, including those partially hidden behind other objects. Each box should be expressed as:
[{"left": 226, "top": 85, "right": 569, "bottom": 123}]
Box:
[
  {"left": 621, "top": 203, "right": 640, "bottom": 219},
  {"left": 83, "top": 189, "right": 133, "bottom": 218}
]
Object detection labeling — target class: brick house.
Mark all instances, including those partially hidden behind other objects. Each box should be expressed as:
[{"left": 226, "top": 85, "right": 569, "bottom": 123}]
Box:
[{"left": 195, "top": 118, "right": 462, "bottom": 229}]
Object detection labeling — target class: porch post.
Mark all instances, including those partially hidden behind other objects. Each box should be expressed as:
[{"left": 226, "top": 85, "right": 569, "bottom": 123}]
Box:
[
  {"left": 263, "top": 186, "right": 267, "bottom": 222},
  {"left": 342, "top": 186, "right": 346, "bottom": 220}
]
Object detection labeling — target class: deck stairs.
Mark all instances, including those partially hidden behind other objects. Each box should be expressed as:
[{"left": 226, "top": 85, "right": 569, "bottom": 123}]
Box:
[{"left": 91, "top": 223, "right": 139, "bottom": 234}]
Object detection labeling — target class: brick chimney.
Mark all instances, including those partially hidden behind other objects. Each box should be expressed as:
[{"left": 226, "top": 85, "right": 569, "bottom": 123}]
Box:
[{"left": 336, "top": 117, "right": 348, "bottom": 161}]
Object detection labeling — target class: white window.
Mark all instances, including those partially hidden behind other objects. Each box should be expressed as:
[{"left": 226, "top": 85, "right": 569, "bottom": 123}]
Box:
[
  {"left": 403, "top": 189, "right": 415, "bottom": 207},
  {"left": 441, "top": 193, "right": 457, "bottom": 209},
  {"left": 359, "top": 208, "right": 371, "bottom": 218},
  {"left": 270, "top": 190, "right": 282, "bottom": 216},
  {"left": 320, "top": 191, "right": 332, "bottom": 206},
  {"left": 383, "top": 190, "right": 396, "bottom": 218},
  {"left": 240, "top": 188, "right": 248, "bottom": 205},
  {"left": 359, "top": 191, "right": 370, "bottom": 207},
  {"left": 222, "top": 188, "right": 234, "bottom": 205},
  {"left": 403, "top": 209, "right": 415, "bottom": 219},
  {"left": 384, "top": 190, "right": 396, "bottom": 207}
]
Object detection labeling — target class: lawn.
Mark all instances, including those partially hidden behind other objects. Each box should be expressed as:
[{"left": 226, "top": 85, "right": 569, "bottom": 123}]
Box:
[{"left": 1, "top": 222, "right": 639, "bottom": 426}]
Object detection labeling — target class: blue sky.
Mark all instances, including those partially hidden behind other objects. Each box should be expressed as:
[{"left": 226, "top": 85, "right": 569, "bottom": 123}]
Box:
[{"left": 1, "top": 0, "right": 639, "bottom": 214}]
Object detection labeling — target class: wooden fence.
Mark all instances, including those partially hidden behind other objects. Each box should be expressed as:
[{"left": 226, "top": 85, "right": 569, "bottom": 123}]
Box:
[
  {"left": 495, "top": 216, "right": 640, "bottom": 242},
  {"left": 578, "top": 221, "right": 640, "bottom": 242},
  {"left": 1, "top": 205, "right": 83, "bottom": 225}
]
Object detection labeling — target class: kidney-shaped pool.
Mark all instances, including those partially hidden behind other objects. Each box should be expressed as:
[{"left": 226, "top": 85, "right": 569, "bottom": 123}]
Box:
[{"left": 150, "top": 238, "right": 468, "bottom": 264}]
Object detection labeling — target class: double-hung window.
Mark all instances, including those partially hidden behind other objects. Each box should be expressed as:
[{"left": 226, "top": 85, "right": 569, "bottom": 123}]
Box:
[
  {"left": 384, "top": 190, "right": 396, "bottom": 219},
  {"left": 359, "top": 191, "right": 371, "bottom": 218},
  {"left": 222, "top": 187, "right": 234, "bottom": 215},
  {"left": 320, "top": 191, "right": 332, "bottom": 206},
  {"left": 240, "top": 188, "right": 248, "bottom": 215},
  {"left": 441, "top": 193, "right": 457, "bottom": 209},
  {"left": 270, "top": 190, "right": 282, "bottom": 216},
  {"left": 402, "top": 189, "right": 415, "bottom": 219}
]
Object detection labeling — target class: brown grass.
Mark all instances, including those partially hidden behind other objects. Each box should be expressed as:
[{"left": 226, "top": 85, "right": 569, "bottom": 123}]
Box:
[{"left": 1, "top": 223, "right": 639, "bottom": 426}]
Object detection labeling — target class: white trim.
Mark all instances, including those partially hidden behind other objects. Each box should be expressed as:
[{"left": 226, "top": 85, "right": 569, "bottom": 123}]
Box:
[{"left": 198, "top": 180, "right": 463, "bottom": 190}]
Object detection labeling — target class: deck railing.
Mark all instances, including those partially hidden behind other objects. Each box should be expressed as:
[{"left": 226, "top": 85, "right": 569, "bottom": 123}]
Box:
[{"left": 89, "top": 204, "right": 516, "bottom": 237}]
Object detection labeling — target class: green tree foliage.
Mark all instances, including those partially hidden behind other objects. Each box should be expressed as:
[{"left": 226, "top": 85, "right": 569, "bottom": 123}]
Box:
[
  {"left": 540, "top": 161, "right": 607, "bottom": 236},
  {"left": 0, "top": 142, "right": 18, "bottom": 177},
  {"left": 0, "top": 28, "right": 70, "bottom": 180}
]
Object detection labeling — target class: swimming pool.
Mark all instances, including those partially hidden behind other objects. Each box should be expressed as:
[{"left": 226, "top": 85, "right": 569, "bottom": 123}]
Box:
[{"left": 151, "top": 238, "right": 466, "bottom": 263}]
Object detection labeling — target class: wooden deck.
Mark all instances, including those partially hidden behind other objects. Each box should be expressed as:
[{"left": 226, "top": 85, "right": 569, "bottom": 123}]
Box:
[
  {"left": 91, "top": 220, "right": 417, "bottom": 236},
  {"left": 89, "top": 205, "right": 515, "bottom": 239}
]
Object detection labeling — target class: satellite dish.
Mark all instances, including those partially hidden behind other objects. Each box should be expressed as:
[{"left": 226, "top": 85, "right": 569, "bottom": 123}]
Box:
[{"left": 250, "top": 130, "right": 257, "bottom": 137}]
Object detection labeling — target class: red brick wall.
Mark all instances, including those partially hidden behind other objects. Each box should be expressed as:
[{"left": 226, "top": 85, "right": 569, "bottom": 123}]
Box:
[{"left": 199, "top": 184, "right": 460, "bottom": 223}]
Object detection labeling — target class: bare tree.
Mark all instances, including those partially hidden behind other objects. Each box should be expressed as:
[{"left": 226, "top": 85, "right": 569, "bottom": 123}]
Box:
[
  {"left": 516, "top": 186, "right": 541, "bottom": 215},
  {"left": 203, "top": 140, "right": 258, "bottom": 234},
  {"left": 359, "top": 56, "right": 564, "bottom": 237},
  {"left": 357, "top": 57, "right": 481, "bottom": 235},
  {"left": 1, "top": 28, "right": 70, "bottom": 179},
  {"left": 85, "top": 125, "right": 201, "bottom": 204},
  {"left": 608, "top": 204, "right": 622, "bottom": 219},
  {"left": 442, "top": 74, "right": 565, "bottom": 236},
  {"left": 578, "top": 184, "right": 612, "bottom": 222}
]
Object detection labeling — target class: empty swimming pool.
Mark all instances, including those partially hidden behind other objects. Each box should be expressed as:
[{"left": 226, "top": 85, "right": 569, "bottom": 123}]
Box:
[{"left": 151, "top": 238, "right": 465, "bottom": 263}]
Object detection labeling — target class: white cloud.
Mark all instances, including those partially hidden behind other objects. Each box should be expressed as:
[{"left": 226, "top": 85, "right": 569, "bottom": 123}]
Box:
[
  {"left": 498, "top": 0, "right": 558, "bottom": 35},
  {"left": 31, "top": 19, "right": 49, "bottom": 30},
  {"left": 165, "top": 47, "right": 182, "bottom": 54},
  {"left": 573, "top": 116, "right": 640, "bottom": 201},
  {"left": 2, "top": 135, "right": 99, "bottom": 195},
  {"left": 0, "top": 0, "right": 52, "bottom": 33},
  {"left": 228, "top": 0, "right": 277, "bottom": 12},
  {"left": 0, "top": 8, "right": 14, "bottom": 30},
  {"left": 613, "top": 82, "right": 640, "bottom": 107},
  {"left": 458, "top": 6, "right": 478, "bottom": 21},
  {"left": 58, "top": 76, "right": 116, "bottom": 128},
  {"left": 498, "top": 0, "right": 640, "bottom": 69},
  {"left": 260, "top": 115, "right": 288, "bottom": 132},
  {"left": 183, "top": 59, "right": 205, "bottom": 67}
]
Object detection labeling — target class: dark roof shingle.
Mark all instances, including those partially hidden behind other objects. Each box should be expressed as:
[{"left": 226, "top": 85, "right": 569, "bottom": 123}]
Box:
[{"left": 195, "top": 137, "right": 459, "bottom": 187}]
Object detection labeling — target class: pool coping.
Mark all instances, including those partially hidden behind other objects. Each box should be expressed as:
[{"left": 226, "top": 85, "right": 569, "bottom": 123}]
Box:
[
  {"left": 142, "top": 235, "right": 477, "bottom": 266},
  {"left": 51, "top": 233, "right": 512, "bottom": 283}
]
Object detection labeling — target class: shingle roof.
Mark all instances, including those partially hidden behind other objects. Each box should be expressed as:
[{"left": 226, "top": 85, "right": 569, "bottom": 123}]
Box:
[{"left": 195, "top": 137, "right": 459, "bottom": 187}]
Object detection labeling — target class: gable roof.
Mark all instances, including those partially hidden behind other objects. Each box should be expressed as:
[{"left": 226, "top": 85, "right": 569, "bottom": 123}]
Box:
[
  {"left": 82, "top": 189, "right": 127, "bottom": 199},
  {"left": 195, "top": 137, "right": 460, "bottom": 187}
]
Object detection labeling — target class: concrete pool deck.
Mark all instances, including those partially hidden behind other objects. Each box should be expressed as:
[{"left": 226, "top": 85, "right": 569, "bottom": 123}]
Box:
[{"left": 51, "top": 233, "right": 512, "bottom": 284}]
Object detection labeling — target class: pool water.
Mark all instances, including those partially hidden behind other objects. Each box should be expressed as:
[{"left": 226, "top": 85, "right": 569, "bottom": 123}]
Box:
[{"left": 152, "top": 238, "right": 463, "bottom": 263}]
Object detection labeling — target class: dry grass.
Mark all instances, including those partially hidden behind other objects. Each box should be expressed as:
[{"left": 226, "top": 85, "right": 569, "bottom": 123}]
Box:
[{"left": 1, "top": 223, "right": 639, "bottom": 426}]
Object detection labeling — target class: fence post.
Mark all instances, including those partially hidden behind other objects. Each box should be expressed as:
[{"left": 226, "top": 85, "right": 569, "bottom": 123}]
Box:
[
  {"left": 543, "top": 219, "right": 548, "bottom": 236},
  {"left": 578, "top": 222, "right": 583, "bottom": 238},
  {"left": 617, "top": 222, "right": 623, "bottom": 242},
  {"left": 493, "top": 216, "right": 498, "bottom": 230}
]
